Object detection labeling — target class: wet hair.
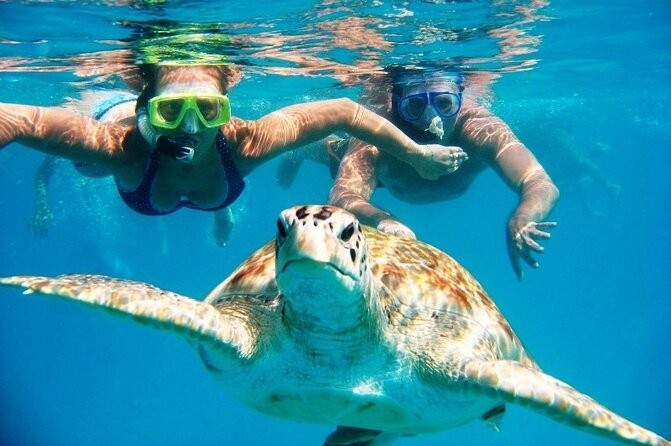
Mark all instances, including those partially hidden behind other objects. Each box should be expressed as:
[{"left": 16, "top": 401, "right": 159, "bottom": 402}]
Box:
[{"left": 389, "top": 68, "right": 464, "bottom": 98}]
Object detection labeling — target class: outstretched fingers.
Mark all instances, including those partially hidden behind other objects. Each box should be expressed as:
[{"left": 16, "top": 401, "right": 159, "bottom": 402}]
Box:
[
  {"left": 509, "top": 251, "right": 524, "bottom": 281},
  {"left": 532, "top": 221, "right": 557, "bottom": 236},
  {"left": 509, "top": 220, "right": 557, "bottom": 279},
  {"left": 519, "top": 247, "right": 540, "bottom": 268}
]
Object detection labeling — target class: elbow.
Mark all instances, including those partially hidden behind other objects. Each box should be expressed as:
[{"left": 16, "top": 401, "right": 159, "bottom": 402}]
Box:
[
  {"left": 333, "top": 97, "right": 366, "bottom": 129},
  {"left": 333, "top": 97, "right": 357, "bottom": 110},
  {"left": 541, "top": 181, "right": 560, "bottom": 217},
  {"left": 519, "top": 170, "right": 560, "bottom": 214},
  {"left": 328, "top": 187, "right": 349, "bottom": 209},
  {"left": 540, "top": 181, "right": 560, "bottom": 212},
  {"left": 542, "top": 176, "right": 560, "bottom": 208},
  {"left": 550, "top": 182, "right": 560, "bottom": 206},
  {"left": 328, "top": 187, "right": 365, "bottom": 211}
]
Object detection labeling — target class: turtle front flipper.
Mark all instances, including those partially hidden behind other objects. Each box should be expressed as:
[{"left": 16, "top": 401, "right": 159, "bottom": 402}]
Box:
[
  {"left": 0, "top": 274, "right": 257, "bottom": 358},
  {"left": 462, "top": 360, "right": 669, "bottom": 446}
]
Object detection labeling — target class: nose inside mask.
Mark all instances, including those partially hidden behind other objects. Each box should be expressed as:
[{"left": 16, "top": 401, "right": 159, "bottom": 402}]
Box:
[{"left": 180, "top": 110, "right": 201, "bottom": 132}]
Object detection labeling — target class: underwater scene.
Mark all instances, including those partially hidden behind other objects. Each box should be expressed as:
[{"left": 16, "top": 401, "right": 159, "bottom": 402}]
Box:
[{"left": 0, "top": 0, "right": 669, "bottom": 445}]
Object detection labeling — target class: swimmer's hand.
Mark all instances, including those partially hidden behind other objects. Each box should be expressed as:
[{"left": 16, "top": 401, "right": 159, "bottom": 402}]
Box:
[
  {"left": 377, "top": 219, "right": 416, "bottom": 239},
  {"left": 413, "top": 145, "right": 468, "bottom": 180},
  {"left": 507, "top": 219, "right": 557, "bottom": 280}
]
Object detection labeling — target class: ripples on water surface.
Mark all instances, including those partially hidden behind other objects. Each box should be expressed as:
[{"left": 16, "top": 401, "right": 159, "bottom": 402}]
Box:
[
  {"left": 0, "top": 1, "right": 669, "bottom": 445},
  {"left": 1, "top": 0, "right": 547, "bottom": 73}
]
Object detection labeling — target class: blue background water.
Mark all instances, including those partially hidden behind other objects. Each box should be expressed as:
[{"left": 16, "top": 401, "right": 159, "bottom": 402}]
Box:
[{"left": 0, "top": 1, "right": 669, "bottom": 445}]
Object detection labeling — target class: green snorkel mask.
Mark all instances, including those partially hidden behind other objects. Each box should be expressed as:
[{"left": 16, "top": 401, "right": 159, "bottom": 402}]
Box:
[{"left": 147, "top": 93, "right": 231, "bottom": 129}]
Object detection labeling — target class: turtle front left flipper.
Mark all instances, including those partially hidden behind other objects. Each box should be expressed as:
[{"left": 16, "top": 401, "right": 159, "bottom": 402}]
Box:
[
  {"left": 0, "top": 274, "right": 259, "bottom": 359},
  {"left": 461, "top": 360, "right": 669, "bottom": 446}
]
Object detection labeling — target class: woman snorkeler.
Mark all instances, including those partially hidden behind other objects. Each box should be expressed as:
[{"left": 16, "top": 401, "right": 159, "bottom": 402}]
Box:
[{"left": 278, "top": 67, "right": 558, "bottom": 280}]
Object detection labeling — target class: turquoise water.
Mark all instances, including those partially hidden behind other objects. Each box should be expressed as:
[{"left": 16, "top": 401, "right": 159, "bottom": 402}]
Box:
[{"left": 0, "top": 1, "right": 669, "bottom": 445}]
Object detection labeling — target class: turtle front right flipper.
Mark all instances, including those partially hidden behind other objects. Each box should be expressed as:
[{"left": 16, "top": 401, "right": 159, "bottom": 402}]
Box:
[
  {"left": 0, "top": 274, "right": 258, "bottom": 359},
  {"left": 462, "top": 360, "right": 669, "bottom": 446}
]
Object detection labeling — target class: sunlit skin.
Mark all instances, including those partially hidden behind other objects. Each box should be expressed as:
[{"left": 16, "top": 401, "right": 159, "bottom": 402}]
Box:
[
  {"left": 0, "top": 65, "right": 467, "bottom": 246},
  {"left": 327, "top": 76, "right": 559, "bottom": 280}
]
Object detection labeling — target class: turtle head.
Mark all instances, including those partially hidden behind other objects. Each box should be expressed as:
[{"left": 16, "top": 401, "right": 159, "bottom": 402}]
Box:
[
  {"left": 275, "top": 205, "right": 376, "bottom": 337},
  {"left": 275, "top": 205, "right": 371, "bottom": 295}
]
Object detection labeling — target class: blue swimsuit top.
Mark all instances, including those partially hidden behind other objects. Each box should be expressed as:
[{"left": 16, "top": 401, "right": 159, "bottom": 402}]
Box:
[{"left": 116, "top": 132, "right": 245, "bottom": 216}]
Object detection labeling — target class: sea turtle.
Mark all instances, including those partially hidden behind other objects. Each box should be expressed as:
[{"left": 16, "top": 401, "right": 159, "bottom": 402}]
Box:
[{"left": 1, "top": 205, "right": 668, "bottom": 446}]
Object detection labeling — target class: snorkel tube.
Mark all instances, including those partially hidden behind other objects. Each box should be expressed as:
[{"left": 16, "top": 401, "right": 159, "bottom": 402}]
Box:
[
  {"left": 427, "top": 116, "right": 445, "bottom": 139},
  {"left": 136, "top": 107, "right": 195, "bottom": 163}
]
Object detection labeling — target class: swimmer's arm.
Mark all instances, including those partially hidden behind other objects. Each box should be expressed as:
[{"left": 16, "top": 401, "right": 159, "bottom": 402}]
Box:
[
  {"left": 460, "top": 105, "right": 559, "bottom": 223},
  {"left": 237, "top": 98, "right": 459, "bottom": 179},
  {"left": 461, "top": 105, "right": 559, "bottom": 279},
  {"left": 328, "top": 141, "right": 415, "bottom": 239},
  {"left": 492, "top": 138, "right": 559, "bottom": 225},
  {"left": 328, "top": 141, "right": 387, "bottom": 224},
  {"left": 500, "top": 147, "right": 559, "bottom": 280},
  {"left": 0, "top": 103, "right": 126, "bottom": 163}
]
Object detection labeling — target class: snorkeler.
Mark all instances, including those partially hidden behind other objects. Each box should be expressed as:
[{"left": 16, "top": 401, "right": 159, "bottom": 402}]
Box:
[
  {"left": 0, "top": 64, "right": 467, "bottom": 246},
  {"left": 280, "top": 68, "right": 559, "bottom": 280}
]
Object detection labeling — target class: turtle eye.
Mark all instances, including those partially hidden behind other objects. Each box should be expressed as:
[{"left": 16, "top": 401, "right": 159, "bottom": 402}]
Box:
[
  {"left": 277, "top": 218, "right": 287, "bottom": 239},
  {"left": 340, "top": 223, "right": 355, "bottom": 242}
]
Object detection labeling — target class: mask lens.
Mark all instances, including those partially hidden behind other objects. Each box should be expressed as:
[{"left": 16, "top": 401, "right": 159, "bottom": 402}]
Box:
[
  {"left": 157, "top": 98, "right": 185, "bottom": 123},
  {"left": 399, "top": 94, "right": 428, "bottom": 121},
  {"left": 196, "top": 97, "right": 220, "bottom": 121},
  {"left": 433, "top": 94, "right": 455, "bottom": 115}
]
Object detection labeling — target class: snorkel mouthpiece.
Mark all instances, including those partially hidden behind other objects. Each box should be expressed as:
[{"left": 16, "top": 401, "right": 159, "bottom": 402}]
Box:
[
  {"left": 137, "top": 106, "right": 195, "bottom": 163},
  {"left": 156, "top": 136, "right": 195, "bottom": 163},
  {"left": 427, "top": 116, "right": 444, "bottom": 139}
]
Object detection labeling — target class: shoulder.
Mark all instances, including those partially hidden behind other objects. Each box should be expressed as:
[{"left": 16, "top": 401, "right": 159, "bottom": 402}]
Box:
[
  {"left": 220, "top": 118, "right": 260, "bottom": 174},
  {"left": 105, "top": 128, "right": 149, "bottom": 169},
  {"left": 221, "top": 117, "right": 252, "bottom": 152},
  {"left": 455, "top": 100, "right": 510, "bottom": 141},
  {"left": 457, "top": 100, "right": 494, "bottom": 122}
]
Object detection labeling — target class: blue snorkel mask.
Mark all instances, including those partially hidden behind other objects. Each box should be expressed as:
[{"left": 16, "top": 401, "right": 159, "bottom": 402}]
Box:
[
  {"left": 392, "top": 72, "right": 464, "bottom": 140},
  {"left": 393, "top": 73, "right": 463, "bottom": 121},
  {"left": 395, "top": 90, "right": 462, "bottom": 122}
]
